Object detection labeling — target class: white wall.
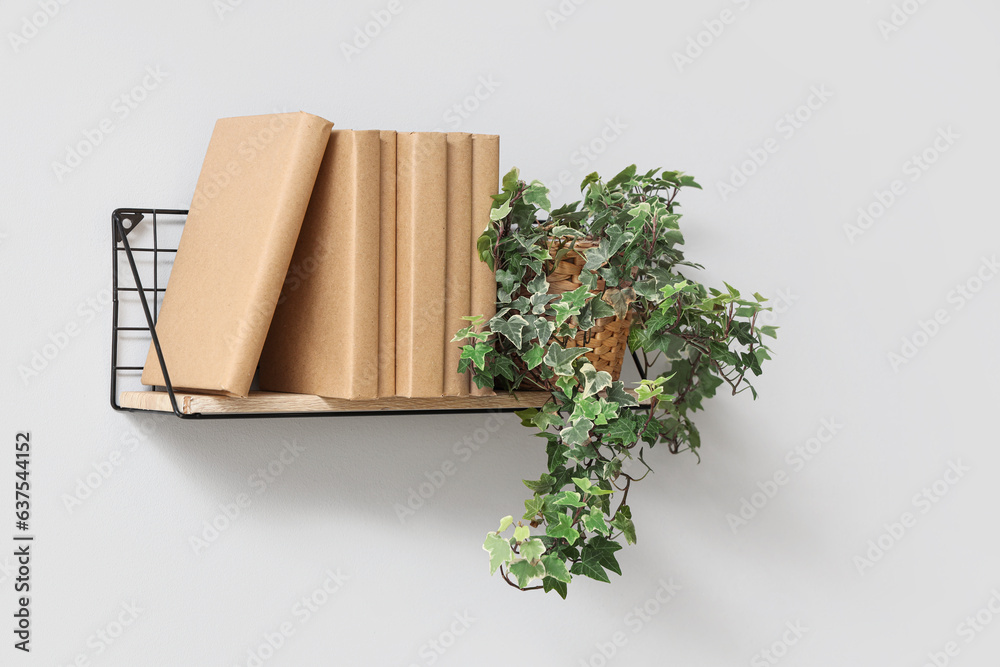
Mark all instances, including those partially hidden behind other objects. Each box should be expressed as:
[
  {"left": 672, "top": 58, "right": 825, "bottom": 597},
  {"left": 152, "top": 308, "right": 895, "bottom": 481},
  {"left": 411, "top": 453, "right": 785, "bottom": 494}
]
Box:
[{"left": 3, "top": 0, "right": 1000, "bottom": 664}]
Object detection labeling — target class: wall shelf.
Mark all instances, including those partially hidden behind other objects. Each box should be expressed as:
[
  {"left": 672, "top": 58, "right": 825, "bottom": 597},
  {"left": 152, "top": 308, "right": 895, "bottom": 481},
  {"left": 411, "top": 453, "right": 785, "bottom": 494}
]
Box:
[
  {"left": 118, "top": 389, "right": 556, "bottom": 417},
  {"left": 110, "top": 209, "right": 584, "bottom": 419},
  {"left": 111, "top": 208, "right": 643, "bottom": 420}
]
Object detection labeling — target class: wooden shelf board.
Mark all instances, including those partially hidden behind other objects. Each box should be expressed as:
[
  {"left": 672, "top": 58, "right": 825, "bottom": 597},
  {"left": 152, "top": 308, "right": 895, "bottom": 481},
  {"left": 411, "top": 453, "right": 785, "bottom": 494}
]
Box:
[{"left": 118, "top": 390, "right": 558, "bottom": 415}]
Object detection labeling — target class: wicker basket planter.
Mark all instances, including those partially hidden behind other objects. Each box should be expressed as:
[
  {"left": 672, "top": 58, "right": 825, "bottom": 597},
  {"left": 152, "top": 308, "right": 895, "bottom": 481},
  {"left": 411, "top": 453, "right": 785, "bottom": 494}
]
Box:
[{"left": 518, "top": 238, "right": 633, "bottom": 389}]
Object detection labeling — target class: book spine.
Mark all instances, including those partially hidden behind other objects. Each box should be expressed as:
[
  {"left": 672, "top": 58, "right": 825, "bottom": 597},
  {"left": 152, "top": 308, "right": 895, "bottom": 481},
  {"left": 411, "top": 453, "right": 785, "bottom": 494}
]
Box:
[
  {"left": 469, "top": 134, "right": 500, "bottom": 396},
  {"left": 378, "top": 131, "right": 397, "bottom": 397},
  {"left": 345, "top": 130, "right": 382, "bottom": 397},
  {"left": 444, "top": 133, "right": 473, "bottom": 396},
  {"left": 396, "top": 133, "right": 447, "bottom": 398},
  {"left": 258, "top": 129, "right": 381, "bottom": 399}
]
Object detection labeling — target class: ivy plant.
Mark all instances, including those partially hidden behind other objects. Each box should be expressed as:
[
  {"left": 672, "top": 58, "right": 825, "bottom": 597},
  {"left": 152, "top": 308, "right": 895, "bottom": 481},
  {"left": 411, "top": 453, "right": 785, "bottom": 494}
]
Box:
[{"left": 456, "top": 165, "right": 776, "bottom": 598}]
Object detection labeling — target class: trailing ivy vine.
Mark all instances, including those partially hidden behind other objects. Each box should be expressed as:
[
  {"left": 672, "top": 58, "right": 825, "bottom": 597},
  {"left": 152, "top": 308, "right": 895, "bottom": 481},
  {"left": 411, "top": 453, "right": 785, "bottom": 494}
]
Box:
[{"left": 455, "top": 165, "right": 776, "bottom": 597}]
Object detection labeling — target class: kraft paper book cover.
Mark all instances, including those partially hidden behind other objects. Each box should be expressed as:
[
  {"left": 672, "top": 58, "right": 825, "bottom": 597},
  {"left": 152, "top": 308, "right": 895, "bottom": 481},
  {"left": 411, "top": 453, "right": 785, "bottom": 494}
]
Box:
[
  {"left": 469, "top": 133, "right": 500, "bottom": 396},
  {"left": 140, "top": 111, "right": 332, "bottom": 397},
  {"left": 444, "top": 132, "right": 473, "bottom": 396},
  {"left": 258, "top": 129, "right": 382, "bottom": 399},
  {"left": 395, "top": 132, "right": 447, "bottom": 398}
]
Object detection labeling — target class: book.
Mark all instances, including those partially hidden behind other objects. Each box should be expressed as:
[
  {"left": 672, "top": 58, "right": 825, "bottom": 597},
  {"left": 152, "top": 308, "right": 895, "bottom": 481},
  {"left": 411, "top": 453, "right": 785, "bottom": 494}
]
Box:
[
  {"left": 258, "top": 129, "right": 381, "bottom": 399},
  {"left": 469, "top": 134, "right": 500, "bottom": 396},
  {"left": 141, "top": 111, "right": 332, "bottom": 397},
  {"left": 395, "top": 133, "right": 447, "bottom": 398},
  {"left": 443, "top": 133, "right": 473, "bottom": 396},
  {"left": 378, "top": 130, "right": 397, "bottom": 397}
]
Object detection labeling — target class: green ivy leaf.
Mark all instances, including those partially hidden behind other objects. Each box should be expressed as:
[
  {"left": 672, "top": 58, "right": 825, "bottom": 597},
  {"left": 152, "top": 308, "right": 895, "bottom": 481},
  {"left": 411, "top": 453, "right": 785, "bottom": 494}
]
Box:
[
  {"left": 527, "top": 317, "right": 555, "bottom": 344},
  {"left": 550, "top": 285, "right": 590, "bottom": 327},
  {"left": 513, "top": 525, "right": 530, "bottom": 542},
  {"left": 529, "top": 402, "right": 562, "bottom": 431},
  {"left": 508, "top": 559, "right": 545, "bottom": 588},
  {"left": 573, "top": 477, "right": 613, "bottom": 497},
  {"left": 495, "top": 269, "right": 519, "bottom": 298},
  {"left": 501, "top": 167, "right": 520, "bottom": 191},
  {"left": 612, "top": 506, "right": 637, "bottom": 545},
  {"left": 550, "top": 491, "right": 586, "bottom": 508},
  {"left": 523, "top": 473, "right": 557, "bottom": 494},
  {"left": 559, "top": 419, "right": 593, "bottom": 447},
  {"left": 497, "top": 515, "right": 513, "bottom": 533},
  {"left": 606, "top": 381, "right": 638, "bottom": 408},
  {"left": 570, "top": 556, "right": 610, "bottom": 584},
  {"left": 541, "top": 555, "right": 573, "bottom": 584},
  {"left": 603, "top": 287, "right": 636, "bottom": 319},
  {"left": 519, "top": 537, "right": 546, "bottom": 561},
  {"left": 523, "top": 498, "right": 544, "bottom": 521},
  {"left": 543, "top": 577, "right": 569, "bottom": 599},
  {"left": 582, "top": 535, "right": 623, "bottom": 576},
  {"left": 544, "top": 343, "right": 590, "bottom": 376},
  {"left": 546, "top": 513, "right": 581, "bottom": 545},
  {"left": 659, "top": 280, "right": 691, "bottom": 300},
  {"left": 549, "top": 225, "right": 585, "bottom": 238},
  {"left": 606, "top": 164, "right": 637, "bottom": 189},
  {"left": 590, "top": 297, "right": 616, "bottom": 319},
  {"left": 490, "top": 198, "right": 512, "bottom": 222},
  {"left": 601, "top": 413, "right": 639, "bottom": 446},
  {"left": 460, "top": 343, "right": 491, "bottom": 371},
  {"left": 580, "top": 171, "right": 600, "bottom": 191},
  {"left": 523, "top": 180, "right": 552, "bottom": 211},
  {"left": 556, "top": 374, "right": 578, "bottom": 396},
  {"left": 577, "top": 363, "right": 612, "bottom": 398},
  {"left": 530, "top": 292, "right": 558, "bottom": 315},
  {"left": 635, "top": 377, "right": 667, "bottom": 403},
  {"left": 581, "top": 227, "right": 633, "bottom": 272},
  {"left": 583, "top": 512, "right": 611, "bottom": 535},
  {"left": 491, "top": 314, "right": 528, "bottom": 348},
  {"left": 476, "top": 232, "right": 495, "bottom": 270},
  {"left": 527, "top": 273, "right": 548, "bottom": 295},
  {"left": 569, "top": 396, "right": 600, "bottom": 424},
  {"left": 484, "top": 533, "right": 513, "bottom": 575},
  {"left": 592, "top": 398, "right": 620, "bottom": 426},
  {"left": 522, "top": 344, "right": 545, "bottom": 370}
]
